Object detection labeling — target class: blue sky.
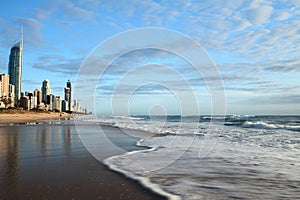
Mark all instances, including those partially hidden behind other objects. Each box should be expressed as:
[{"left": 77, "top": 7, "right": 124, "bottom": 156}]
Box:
[{"left": 0, "top": 0, "right": 299, "bottom": 115}]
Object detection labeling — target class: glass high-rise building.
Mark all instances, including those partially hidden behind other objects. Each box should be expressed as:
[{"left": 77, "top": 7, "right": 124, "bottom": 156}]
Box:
[
  {"left": 64, "top": 80, "right": 72, "bottom": 111},
  {"left": 41, "top": 80, "right": 51, "bottom": 103},
  {"left": 8, "top": 42, "right": 22, "bottom": 103}
]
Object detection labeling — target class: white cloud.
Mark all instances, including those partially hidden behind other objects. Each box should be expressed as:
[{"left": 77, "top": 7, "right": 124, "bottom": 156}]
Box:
[
  {"left": 14, "top": 18, "right": 44, "bottom": 46},
  {"left": 32, "top": 54, "right": 82, "bottom": 74},
  {"left": 275, "top": 11, "right": 290, "bottom": 21},
  {"left": 32, "top": 0, "right": 97, "bottom": 24},
  {"left": 247, "top": 6, "right": 273, "bottom": 25},
  {"left": 233, "top": 15, "right": 252, "bottom": 30},
  {"left": 63, "top": 1, "right": 96, "bottom": 21},
  {"left": 33, "top": 8, "right": 54, "bottom": 20}
]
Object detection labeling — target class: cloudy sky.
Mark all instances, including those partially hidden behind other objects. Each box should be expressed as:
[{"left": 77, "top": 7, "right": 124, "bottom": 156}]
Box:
[{"left": 0, "top": 0, "right": 299, "bottom": 115}]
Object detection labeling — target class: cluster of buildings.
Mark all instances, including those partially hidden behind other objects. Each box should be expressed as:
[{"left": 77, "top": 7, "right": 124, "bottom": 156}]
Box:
[
  {"left": 0, "top": 31, "right": 87, "bottom": 114},
  {"left": 18, "top": 79, "right": 87, "bottom": 113}
]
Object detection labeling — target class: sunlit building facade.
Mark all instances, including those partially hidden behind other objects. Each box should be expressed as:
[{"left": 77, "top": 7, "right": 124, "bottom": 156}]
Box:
[
  {"left": 0, "top": 74, "right": 9, "bottom": 97},
  {"left": 8, "top": 42, "right": 22, "bottom": 103}
]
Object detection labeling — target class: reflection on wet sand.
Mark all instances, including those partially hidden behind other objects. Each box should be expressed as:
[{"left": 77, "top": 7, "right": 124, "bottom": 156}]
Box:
[
  {"left": 35, "top": 125, "right": 72, "bottom": 157},
  {"left": 0, "top": 125, "right": 72, "bottom": 199},
  {"left": 0, "top": 128, "right": 19, "bottom": 199},
  {"left": 0, "top": 123, "right": 165, "bottom": 200}
]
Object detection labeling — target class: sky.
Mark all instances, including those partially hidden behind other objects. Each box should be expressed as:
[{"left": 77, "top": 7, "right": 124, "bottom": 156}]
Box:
[{"left": 0, "top": 0, "right": 299, "bottom": 115}]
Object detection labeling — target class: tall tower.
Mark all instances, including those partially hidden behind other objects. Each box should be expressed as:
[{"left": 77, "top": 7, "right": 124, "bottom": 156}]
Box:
[
  {"left": 8, "top": 28, "right": 23, "bottom": 104},
  {"left": 64, "top": 80, "right": 72, "bottom": 112},
  {"left": 41, "top": 80, "right": 51, "bottom": 103}
]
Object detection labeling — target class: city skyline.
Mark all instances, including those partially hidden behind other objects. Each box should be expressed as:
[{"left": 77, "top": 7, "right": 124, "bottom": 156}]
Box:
[
  {"left": 1, "top": 71, "right": 85, "bottom": 111},
  {"left": 1, "top": 58, "right": 85, "bottom": 113},
  {"left": 0, "top": 1, "right": 299, "bottom": 115},
  {"left": 0, "top": 29, "right": 86, "bottom": 113}
]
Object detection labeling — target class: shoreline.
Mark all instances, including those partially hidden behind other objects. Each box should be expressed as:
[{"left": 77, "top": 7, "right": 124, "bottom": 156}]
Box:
[
  {"left": 0, "top": 110, "right": 74, "bottom": 124},
  {"left": 0, "top": 118, "right": 166, "bottom": 200}
]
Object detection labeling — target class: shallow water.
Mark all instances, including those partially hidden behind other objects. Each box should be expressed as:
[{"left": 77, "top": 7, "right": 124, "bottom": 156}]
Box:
[{"left": 84, "top": 115, "right": 300, "bottom": 199}]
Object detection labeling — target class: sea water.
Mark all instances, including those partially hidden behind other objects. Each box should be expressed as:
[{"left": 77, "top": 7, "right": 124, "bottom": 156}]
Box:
[{"left": 81, "top": 115, "right": 300, "bottom": 199}]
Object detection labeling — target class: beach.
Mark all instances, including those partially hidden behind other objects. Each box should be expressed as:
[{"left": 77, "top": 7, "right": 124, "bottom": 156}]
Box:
[
  {"left": 0, "top": 110, "right": 72, "bottom": 124},
  {"left": 0, "top": 118, "right": 166, "bottom": 200},
  {"left": 1, "top": 114, "right": 299, "bottom": 200}
]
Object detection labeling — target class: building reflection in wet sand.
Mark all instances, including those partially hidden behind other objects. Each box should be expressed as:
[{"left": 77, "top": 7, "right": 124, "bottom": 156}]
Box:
[
  {"left": 0, "top": 127, "right": 19, "bottom": 199},
  {"left": 0, "top": 124, "right": 73, "bottom": 199}
]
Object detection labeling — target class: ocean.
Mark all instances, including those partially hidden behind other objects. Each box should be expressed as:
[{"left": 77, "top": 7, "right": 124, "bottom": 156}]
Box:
[{"left": 78, "top": 115, "right": 300, "bottom": 199}]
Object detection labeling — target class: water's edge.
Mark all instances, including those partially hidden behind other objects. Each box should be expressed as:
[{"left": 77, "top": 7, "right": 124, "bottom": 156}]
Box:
[
  {"left": 104, "top": 143, "right": 181, "bottom": 200},
  {"left": 77, "top": 115, "right": 300, "bottom": 199}
]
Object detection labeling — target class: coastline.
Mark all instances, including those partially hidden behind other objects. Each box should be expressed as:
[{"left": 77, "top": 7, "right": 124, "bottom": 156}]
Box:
[
  {"left": 0, "top": 117, "right": 166, "bottom": 200},
  {"left": 0, "top": 109, "right": 72, "bottom": 124}
]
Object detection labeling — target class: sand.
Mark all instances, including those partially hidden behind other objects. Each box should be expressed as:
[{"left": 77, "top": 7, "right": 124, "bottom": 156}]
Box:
[
  {"left": 0, "top": 110, "right": 72, "bottom": 124},
  {"left": 0, "top": 120, "right": 166, "bottom": 200}
]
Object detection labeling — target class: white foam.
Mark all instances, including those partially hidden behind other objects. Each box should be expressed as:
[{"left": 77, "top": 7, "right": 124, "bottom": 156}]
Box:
[
  {"left": 78, "top": 115, "right": 300, "bottom": 199},
  {"left": 104, "top": 131, "right": 300, "bottom": 199},
  {"left": 104, "top": 149, "right": 181, "bottom": 200},
  {"left": 242, "top": 121, "right": 300, "bottom": 131},
  {"left": 242, "top": 121, "right": 277, "bottom": 129}
]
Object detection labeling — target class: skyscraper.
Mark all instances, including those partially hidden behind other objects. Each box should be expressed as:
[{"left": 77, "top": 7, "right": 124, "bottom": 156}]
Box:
[
  {"left": 8, "top": 41, "right": 23, "bottom": 103},
  {"left": 0, "top": 74, "right": 9, "bottom": 97},
  {"left": 54, "top": 96, "right": 62, "bottom": 112},
  {"left": 8, "top": 84, "right": 15, "bottom": 106},
  {"left": 47, "top": 94, "right": 54, "bottom": 111},
  {"left": 41, "top": 80, "right": 51, "bottom": 103},
  {"left": 64, "top": 88, "right": 71, "bottom": 102},
  {"left": 33, "top": 89, "right": 42, "bottom": 106},
  {"left": 64, "top": 80, "right": 72, "bottom": 112}
]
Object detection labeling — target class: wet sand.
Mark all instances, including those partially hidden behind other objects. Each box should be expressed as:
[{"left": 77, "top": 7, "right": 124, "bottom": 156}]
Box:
[{"left": 0, "top": 123, "right": 165, "bottom": 200}]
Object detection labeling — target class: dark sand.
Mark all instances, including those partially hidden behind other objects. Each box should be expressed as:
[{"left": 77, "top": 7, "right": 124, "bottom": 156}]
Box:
[{"left": 0, "top": 122, "right": 166, "bottom": 200}]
